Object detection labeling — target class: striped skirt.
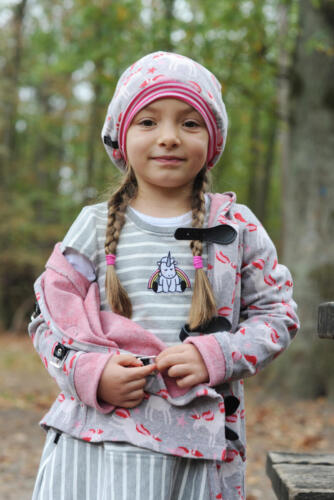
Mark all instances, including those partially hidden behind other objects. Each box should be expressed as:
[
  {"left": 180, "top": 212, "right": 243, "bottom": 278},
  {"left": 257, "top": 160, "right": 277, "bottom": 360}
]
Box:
[{"left": 32, "top": 429, "right": 245, "bottom": 500}]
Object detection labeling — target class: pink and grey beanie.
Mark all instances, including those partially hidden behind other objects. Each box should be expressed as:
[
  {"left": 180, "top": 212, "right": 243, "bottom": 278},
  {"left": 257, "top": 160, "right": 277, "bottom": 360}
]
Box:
[{"left": 101, "top": 51, "right": 228, "bottom": 171}]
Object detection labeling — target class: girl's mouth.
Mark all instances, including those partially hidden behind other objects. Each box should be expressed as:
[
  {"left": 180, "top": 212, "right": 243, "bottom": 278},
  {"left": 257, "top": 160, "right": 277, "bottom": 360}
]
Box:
[{"left": 151, "top": 156, "right": 185, "bottom": 164}]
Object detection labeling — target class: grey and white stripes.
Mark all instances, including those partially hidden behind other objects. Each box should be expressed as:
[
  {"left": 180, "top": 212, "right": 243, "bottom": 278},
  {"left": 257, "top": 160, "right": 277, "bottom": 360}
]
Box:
[{"left": 33, "top": 430, "right": 214, "bottom": 500}]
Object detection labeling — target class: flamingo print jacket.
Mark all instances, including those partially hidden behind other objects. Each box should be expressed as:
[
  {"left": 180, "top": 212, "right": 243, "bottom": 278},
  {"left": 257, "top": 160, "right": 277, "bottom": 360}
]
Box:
[{"left": 28, "top": 192, "right": 299, "bottom": 463}]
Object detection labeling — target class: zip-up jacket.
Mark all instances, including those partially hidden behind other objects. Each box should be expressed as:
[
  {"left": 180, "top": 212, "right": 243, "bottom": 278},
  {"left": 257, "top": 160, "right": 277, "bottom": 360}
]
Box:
[{"left": 28, "top": 192, "right": 299, "bottom": 462}]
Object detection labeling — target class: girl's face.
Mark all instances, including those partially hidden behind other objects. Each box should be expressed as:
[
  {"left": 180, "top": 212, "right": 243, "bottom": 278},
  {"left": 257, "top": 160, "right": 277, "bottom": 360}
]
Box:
[{"left": 125, "top": 98, "right": 209, "bottom": 194}]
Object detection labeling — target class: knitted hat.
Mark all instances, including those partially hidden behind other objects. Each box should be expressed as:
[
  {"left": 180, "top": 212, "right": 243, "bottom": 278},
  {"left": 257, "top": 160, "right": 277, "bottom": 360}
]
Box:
[{"left": 101, "top": 51, "right": 228, "bottom": 171}]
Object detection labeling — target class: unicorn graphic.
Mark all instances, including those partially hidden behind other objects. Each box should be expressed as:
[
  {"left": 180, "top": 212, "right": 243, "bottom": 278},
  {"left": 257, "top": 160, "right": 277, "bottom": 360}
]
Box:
[{"left": 148, "top": 251, "right": 190, "bottom": 294}]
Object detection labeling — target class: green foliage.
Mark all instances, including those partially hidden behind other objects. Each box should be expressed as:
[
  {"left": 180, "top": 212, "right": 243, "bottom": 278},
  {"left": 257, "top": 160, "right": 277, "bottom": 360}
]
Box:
[
  {"left": 306, "top": 30, "right": 334, "bottom": 55},
  {"left": 0, "top": 0, "right": 299, "bottom": 329}
]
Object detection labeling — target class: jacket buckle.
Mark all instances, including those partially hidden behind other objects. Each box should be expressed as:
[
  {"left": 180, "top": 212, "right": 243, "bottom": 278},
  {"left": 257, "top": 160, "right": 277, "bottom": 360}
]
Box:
[{"left": 50, "top": 343, "right": 69, "bottom": 368}]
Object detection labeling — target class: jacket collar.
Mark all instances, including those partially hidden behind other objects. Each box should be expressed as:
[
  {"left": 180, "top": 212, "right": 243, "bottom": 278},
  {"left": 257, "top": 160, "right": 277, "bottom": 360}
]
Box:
[{"left": 208, "top": 192, "right": 236, "bottom": 227}]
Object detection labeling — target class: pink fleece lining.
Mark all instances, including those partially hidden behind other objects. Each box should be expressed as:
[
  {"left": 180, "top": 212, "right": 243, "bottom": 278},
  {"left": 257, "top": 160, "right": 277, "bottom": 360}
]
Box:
[
  {"left": 184, "top": 334, "right": 227, "bottom": 387},
  {"left": 74, "top": 352, "right": 115, "bottom": 413},
  {"left": 207, "top": 192, "right": 236, "bottom": 227}
]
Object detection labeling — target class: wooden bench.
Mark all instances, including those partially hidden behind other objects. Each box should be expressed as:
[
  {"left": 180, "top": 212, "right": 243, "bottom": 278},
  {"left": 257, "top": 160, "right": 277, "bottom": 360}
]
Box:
[
  {"left": 266, "top": 451, "right": 334, "bottom": 499},
  {"left": 266, "top": 303, "right": 334, "bottom": 499},
  {"left": 318, "top": 302, "right": 334, "bottom": 339}
]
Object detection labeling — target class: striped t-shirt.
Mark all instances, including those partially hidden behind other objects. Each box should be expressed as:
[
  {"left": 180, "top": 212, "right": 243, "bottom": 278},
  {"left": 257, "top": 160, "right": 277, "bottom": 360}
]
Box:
[{"left": 61, "top": 199, "right": 209, "bottom": 346}]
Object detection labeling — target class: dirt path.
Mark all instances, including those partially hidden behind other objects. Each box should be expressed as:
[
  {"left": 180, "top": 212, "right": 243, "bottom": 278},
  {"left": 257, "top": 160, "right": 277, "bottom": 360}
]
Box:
[{"left": 1, "top": 334, "right": 333, "bottom": 499}]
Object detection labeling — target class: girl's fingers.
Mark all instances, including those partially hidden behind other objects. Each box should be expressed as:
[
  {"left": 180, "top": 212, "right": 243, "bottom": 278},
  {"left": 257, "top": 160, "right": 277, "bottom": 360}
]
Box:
[
  {"left": 127, "top": 388, "right": 145, "bottom": 400},
  {"left": 175, "top": 374, "right": 196, "bottom": 388},
  {"left": 120, "top": 398, "right": 144, "bottom": 408},
  {"left": 114, "top": 354, "right": 143, "bottom": 367},
  {"left": 128, "top": 363, "right": 157, "bottom": 380},
  {"left": 115, "top": 388, "right": 146, "bottom": 406},
  {"left": 156, "top": 345, "right": 185, "bottom": 362},
  {"left": 117, "top": 365, "right": 156, "bottom": 393},
  {"left": 126, "top": 377, "right": 147, "bottom": 391},
  {"left": 122, "top": 389, "right": 147, "bottom": 408},
  {"left": 156, "top": 354, "right": 185, "bottom": 372},
  {"left": 167, "top": 363, "right": 189, "bottom": 379}
]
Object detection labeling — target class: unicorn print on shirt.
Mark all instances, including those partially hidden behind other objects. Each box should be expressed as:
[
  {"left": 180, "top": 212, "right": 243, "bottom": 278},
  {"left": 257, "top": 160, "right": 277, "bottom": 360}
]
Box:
[{"left": 148, "top": 251, "right": 190, "bottom": 293}]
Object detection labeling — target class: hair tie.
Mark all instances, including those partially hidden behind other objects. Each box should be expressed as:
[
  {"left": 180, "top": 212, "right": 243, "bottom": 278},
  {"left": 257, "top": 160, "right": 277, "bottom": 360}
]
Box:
[
  {"left": 193, "top": 255, "right": 203, "bottom": 270},
  {"left": 106, "top": 254, "right": 116, "bottom": 266}
]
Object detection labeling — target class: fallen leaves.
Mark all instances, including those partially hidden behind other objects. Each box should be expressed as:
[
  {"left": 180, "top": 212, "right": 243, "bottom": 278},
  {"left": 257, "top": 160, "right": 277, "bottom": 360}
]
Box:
[{"left": 245, "top": 385, "right": 334, "bottom": 499}]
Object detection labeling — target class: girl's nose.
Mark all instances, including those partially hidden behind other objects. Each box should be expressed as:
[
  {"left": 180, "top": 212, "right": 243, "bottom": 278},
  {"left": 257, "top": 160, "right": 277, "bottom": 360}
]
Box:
[{"left": 157, "top": 123, "right": 181, "bottom": 148}]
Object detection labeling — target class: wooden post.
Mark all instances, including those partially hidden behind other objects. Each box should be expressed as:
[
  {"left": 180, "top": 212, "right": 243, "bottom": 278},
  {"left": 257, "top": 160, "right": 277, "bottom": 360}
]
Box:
[{"left": 318, "top": 302, "right": 334, "bottom": 339}]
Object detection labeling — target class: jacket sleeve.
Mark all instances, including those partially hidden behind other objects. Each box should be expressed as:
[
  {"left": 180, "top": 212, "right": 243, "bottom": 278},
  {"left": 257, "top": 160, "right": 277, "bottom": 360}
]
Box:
[
  {"left": 185, "top": 205, "right": 300, "bottom": 386},
  {"left": 28, "top": 312, "right": 115, "bottom": 413}
]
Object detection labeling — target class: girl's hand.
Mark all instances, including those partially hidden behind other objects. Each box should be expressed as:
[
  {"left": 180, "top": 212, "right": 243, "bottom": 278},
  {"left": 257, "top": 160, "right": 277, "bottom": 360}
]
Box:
[
  {"left": 156, "top": 344, "right": 209, "bottom": 388},
  {"left": 97, "top": 354, "right": 156, "bottom": 408}
]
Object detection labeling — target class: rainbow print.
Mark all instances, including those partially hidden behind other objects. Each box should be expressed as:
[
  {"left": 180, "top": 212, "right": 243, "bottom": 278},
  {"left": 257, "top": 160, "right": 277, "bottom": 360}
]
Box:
[{"left": 147, "top": 267, "right": 191, "bottom": 290}]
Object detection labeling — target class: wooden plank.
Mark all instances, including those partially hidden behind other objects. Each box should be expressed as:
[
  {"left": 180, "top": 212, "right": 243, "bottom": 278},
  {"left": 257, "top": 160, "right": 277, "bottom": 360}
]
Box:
[
  {"left": 268, "top": 451, "right": 334, "bottom": 466},
  {"left": 318, "top": 302, "right": 334, "bottom": 338},
  {"left": 267, "top": 452, "right": 334, "bottom": 500}
]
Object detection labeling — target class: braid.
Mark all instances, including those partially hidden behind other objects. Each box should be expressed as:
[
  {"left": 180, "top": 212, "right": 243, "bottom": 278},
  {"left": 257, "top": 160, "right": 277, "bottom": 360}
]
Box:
[
  {"left": 190, "top": 168, "right": 207, "bottom": 256},
  {"left": 188, "top": 167, "right": 217, "bottom": 330},
  {"left": 105, "top": 167, "right": 138, "bottom": 317}
]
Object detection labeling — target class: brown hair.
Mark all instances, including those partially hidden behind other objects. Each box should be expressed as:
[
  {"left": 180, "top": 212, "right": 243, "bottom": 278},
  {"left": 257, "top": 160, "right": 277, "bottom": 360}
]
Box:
[
  {"left": 104, "top": 167, "right": 137, "bottom": 318},
  {"left": 105, "top": 166, "right": 216, "bottom": 329},
  {"left": 188, "top": 167, "right": 217, "bottom": 329}
]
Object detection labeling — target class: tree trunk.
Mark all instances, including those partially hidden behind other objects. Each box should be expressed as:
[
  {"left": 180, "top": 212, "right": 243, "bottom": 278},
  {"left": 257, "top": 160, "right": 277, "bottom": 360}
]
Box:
[
  {"left": 3, "top": 0, "right": 28, "bottom": 181},
  {"left": 246, "top": 107, "right": 276, "bottom": 226},
  {"left": 247, "top": 107, "right": 262, "bottom": 214},
  {"left": 85, "top": 75, "right": 102, "bottom": 199},
  {"left": 163, "top": 0, "right": 174, "bottom": 51},
  {"left": 277, "top": 1, "right": 291, "bottom": 257},
  {"left": 258, "top": 120, "right": 277, "bottom": 224},
  {"left": 283, "top": 0, "right": 334, "bottom": 397}
]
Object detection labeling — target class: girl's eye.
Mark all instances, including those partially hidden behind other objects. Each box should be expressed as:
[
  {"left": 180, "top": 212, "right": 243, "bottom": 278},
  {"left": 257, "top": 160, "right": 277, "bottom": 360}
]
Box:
[
  {"left": 139, "top": 119, "right": 155, "bottom": 127},
  {"left": 184, "top": 120, "right": 200, "bottom": 128}
]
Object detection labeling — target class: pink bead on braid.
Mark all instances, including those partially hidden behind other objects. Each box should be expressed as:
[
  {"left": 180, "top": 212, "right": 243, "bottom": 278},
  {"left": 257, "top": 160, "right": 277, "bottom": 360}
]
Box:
[
  {"left": 106, "top": 254, "right": 116, "bottom": 266},
  {"left": 193, "top": 255, "right": 203, "bottom": 270}
]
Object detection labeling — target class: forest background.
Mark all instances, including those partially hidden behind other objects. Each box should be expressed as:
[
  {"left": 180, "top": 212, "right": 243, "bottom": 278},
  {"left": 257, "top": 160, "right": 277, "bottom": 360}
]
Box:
[{"left": 1, "top": 0, "right": 334, "bottom": 400}]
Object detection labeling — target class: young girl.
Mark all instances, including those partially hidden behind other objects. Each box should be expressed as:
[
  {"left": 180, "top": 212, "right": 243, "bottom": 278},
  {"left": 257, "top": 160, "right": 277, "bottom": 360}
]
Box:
[{"left": 30, "top": 51, "right": 299, "bottom": 500}]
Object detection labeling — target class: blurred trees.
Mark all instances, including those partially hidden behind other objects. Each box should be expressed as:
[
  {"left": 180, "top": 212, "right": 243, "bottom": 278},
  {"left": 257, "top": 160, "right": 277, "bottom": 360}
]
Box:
[
  {"left": 1, "top": 0, "right": 333, "bottom": 398},
  {"left": 280, "top": 0, "right": 334, "bottom": 399},
  {"left": 1, "top": 0, "right": 295, "bottom": 330}
]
